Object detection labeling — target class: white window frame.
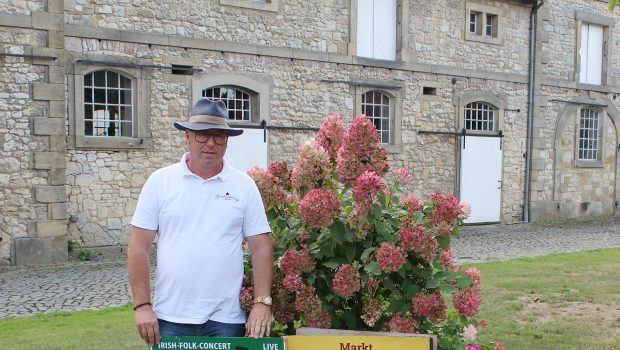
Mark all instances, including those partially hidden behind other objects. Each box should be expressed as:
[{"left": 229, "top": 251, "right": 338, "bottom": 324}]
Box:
[
  {"left": 464, "top": 102, "right": 498, "bottom": 132},
  {"left": 353, "top": 82, "right": 403, "bottom": 154},
  {"left": 349, "top": 0, "right": 408, "bottom": 62},
  {"left": 361, "top": 90, "right": 392, "bottom": 144},
  {"left": 456, "top": 93, "right": 505, "bottom": 135},
  {"left": 575, "top": 107, "right": 604, "bottom": 168},
  {"left": 575, "top": 12, "right": 612, "bottom": 87},
  {"left": 202, "top": 86, "right": 256, "bottom": 123},
  {"left": 70, "top": 60, "right": 150, "bottom": 150},
  {"left": 464, "top": 2, "right": 504, "bottom": 45},
  {"left": 220, "top": 0, "right": 279, "bottom": 12}
]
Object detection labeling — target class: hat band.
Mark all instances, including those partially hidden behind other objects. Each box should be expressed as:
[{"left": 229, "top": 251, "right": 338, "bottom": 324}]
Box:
[{"left": 188, "top": 114, "right": 229, "bottom": 126}]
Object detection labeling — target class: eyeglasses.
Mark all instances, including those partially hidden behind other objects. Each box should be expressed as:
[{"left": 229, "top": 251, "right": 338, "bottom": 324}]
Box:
[{"left": 193, "top": 132, "right": 228, "bottom": 145}]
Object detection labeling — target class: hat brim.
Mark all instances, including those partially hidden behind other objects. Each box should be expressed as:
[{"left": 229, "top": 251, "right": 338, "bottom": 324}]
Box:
[{"left": 174, "top": 122, "right": 244, "bottom": 136}]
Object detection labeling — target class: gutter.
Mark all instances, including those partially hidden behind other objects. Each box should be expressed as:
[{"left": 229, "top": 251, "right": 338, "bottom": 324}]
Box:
[{"left": 524, "top": 0, "right": 546, "bottom": 223}]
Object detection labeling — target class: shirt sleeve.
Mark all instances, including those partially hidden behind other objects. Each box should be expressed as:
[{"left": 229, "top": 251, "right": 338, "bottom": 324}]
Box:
[
  {"left": 242, "top": 180, "right": 272, "bottom": 237},
  {"left": 131, "top": 172, "right": 161, "bottom": 231}
]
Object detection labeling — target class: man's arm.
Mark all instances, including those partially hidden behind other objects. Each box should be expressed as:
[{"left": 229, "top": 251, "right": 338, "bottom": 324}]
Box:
[
  {"left": 245, "top": 233, "right": 274, "bottom": 338},
  {"left": 127, "top": 226, "right": 158, "bottom": 346}
]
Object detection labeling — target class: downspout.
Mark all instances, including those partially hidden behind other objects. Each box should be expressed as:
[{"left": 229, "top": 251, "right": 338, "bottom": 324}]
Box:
[{"left": 524, "top": 0, "right": 546, "bottom": 223}]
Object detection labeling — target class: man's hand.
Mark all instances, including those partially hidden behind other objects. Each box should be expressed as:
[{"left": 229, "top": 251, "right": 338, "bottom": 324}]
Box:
[
  {"left": 246, "top": 303, "right": 272, "bottom": 338},
  {"left": 134, "top": 305, "right": 160, "bottom": 346}
]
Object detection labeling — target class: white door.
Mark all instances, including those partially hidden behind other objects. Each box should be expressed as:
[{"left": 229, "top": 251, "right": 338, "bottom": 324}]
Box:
[
  {"left": 225, "top": 128, "right": 268, "bottom": 174},
  {"left": 460, "top": 136, "right": 502, "bottom": 223}
]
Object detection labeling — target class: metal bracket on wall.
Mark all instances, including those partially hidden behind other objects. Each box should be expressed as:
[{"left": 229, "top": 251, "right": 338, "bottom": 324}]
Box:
[
  {"left": 418, "top": 129, "right": 504, "bottom": 149},
  {"left": 75, "top": 59, "right": 204, "bottom": 72},
  {"left": 233, "top": 120, "right": 319, "bottom": 142},
  {"left": 0, "top": 53, "right": 57, "bottom": 60}
]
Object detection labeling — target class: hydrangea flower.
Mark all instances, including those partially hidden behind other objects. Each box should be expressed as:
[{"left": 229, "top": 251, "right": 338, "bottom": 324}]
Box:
[
  {"left": 453, "top": 288, "right": 481, "bottom": 317},
  {"left": 315, "top": 114, "right": 345, "bottom": 162},
  {"left": 375, "top": 242, "right": 406, "bottom": 272},
  {"left": 361, "top": 298, "right": 383, "bottom": 327},
  {"left": 353, "top": 171, "right": 386, "bottom": 216},
  {"left": 298, "top": 188, "right": 341, "bottom": 229},
  {"left": 291, "top": 140, "right": 332, "bottom": 194},
  {"left": 336, "top": 115, "right": 388, "bottom": 185},
  {"left": 333, "top": 264, "right": 361, "bottom": 298}
]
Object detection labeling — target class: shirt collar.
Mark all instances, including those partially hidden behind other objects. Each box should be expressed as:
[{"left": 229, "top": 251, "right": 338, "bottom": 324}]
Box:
[{"left": 180, "top": 152, "right": 230, "bottom": 181}]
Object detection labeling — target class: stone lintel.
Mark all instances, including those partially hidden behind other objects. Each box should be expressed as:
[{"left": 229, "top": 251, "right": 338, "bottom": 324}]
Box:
[
  {"left": 49, "top": 203, "right": 67, "bottom": 220},
  {"left": 49, "top": 135, "right": 67, "bottom": 152},
  {"left": 14, "top": 238, "right": 52, "bottom": 266},
  {"left": 52, "top": 236, "right": 68, "bottom": 262},
  {"left": 34, "top": 186, "right": 66, "bottom": 203},
  {"left": 49, "top": 101, "right": 66, "bottom": 118},
  {"left": 48, "top": 30, "right": 65, "bottom": 49},
  {"left": 31, "top": 12, "right": 64, "bottom": 31},
  {"left": 0, "top": 14, "right": 32, "bottom": 28},
  {"left": 33, "top": 118, "right": 65, "bottom": 136},
  {"left": 33, "top": 151, "right": 66, "bottom": 170},
  {"left": 33, "top": 83, "right": 65, "bottom": 101},
  {"left": 32, "top": 47, "right": 64, "bottom": 65},
  {"left": 35, "top": 220, "right": 67, "bottom": 237},
  {"left": 49, "top": 168, "right": 66, "bottom": 186},
  {"left": 47, "top": 0, "right": 65, "bottom": 14}
]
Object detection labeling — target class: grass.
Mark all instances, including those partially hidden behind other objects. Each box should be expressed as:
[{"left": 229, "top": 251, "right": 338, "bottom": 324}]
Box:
[
  {"left": 471, "top": 248, "right": 620, "bottom": 350},
  {"left": 0, "top": 249, "right": 618, "bottom": 349},
  {"left": 0, "top": 304, "right": 145, "bottom": 350}
]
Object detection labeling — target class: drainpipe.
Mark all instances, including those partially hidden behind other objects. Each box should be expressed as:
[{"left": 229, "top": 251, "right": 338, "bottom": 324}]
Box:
[{"left": 524, "top": 0, "right": 546, "bottom": 223}]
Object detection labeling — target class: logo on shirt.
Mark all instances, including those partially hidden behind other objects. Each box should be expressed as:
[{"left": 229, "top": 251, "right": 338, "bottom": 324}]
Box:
[{"left": 215, "top": 192, "right": 239, "bottom": 202}]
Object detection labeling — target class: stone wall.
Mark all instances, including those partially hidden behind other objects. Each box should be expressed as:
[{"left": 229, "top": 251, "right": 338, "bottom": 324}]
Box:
[{"left": 2, "top": 0, "right": 619, "bottom": 264}]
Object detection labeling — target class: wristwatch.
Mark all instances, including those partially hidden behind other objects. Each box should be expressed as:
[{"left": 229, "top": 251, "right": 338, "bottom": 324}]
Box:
[{"left": 253, "top": 295, "right": 273, "bottom": 306}]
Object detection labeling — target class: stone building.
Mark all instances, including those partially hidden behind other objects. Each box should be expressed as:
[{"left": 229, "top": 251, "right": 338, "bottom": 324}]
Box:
[{"left": 0, "top": 0, "right": 618, "bottom": 265}]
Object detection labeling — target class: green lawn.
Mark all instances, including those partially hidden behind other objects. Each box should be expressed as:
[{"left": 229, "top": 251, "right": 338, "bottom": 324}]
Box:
[
  {"left": 0, "top": 304, "right": 145, "bottom": 350},
  {"left": 472, "top": 248, "right": 620, "bottom": 350},
  {"left": 0, "top": 248, "right": 618, "bottom": 350}
]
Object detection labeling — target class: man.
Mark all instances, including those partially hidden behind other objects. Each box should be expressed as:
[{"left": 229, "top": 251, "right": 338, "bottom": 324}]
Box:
[{"left": 128, "top": 99, "right": 273, "bottom": 347}]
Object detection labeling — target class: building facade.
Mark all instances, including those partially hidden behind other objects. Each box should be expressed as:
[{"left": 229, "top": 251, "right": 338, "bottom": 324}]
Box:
[{"left": 0, "top": 0, "right": 617, "bottom": 265}]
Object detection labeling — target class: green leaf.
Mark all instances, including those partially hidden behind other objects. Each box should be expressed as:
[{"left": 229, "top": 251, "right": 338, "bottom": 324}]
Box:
[
  {"left": 437, "top": 236, "right": 451, "bottom": 250},
  {"left": 345, "top": 245, "right": 356, "bottom": 262},
  {"left": 344, "top": 312, "right": 357, "bottom": 329},
  {"left": 364, "top": 261, "right": 382, "bottom": 276},
  {"left": 330, "top": 221, "right": 346, "bottom": 245},
  {"left": 457, "top": 275, "right": 472, "bottom": 290},
  {"left": 383, "top": 279, "right": 395, "bottom": 291},
  {"left": 439, "top": 284, "right": 455, "bottom": 294},
  {"left": 387, "top": 299, "right": 405, "bottom": 314},
  {"left": 323, "top": 261, "right": 341, "bottom": 269},
  {"left": 343, "top": 224, "right": 354, "bottom": 242},
  {"left": 610, "top": 0, "right": 618, "bottom": 11},
  {"left": 361, "top": 247, "right": 375, "bottom": 261},
  {"left": 406, "top": 284, "right": 421, "bottom": 299}
]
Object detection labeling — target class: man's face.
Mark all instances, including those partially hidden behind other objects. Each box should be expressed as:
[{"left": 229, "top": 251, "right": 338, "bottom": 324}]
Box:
[{"left": 185, "top": 129, "right": 229, "bottom": 169}]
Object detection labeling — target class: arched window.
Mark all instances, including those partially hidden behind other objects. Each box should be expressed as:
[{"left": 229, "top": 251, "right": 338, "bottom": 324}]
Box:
[
  {"left": 578, "top": 108, "right": 602, "bottom": 160},
  {"left": 361, "top": 90, "right": 392, "bottom": 144},
  {"left": 83, "top": 70, "right": 134, "bottom": 137},
  {"left": 202, "top": 86, "right": 251, "bottom": 122},
  {"left": 464, "top": 102, "right": 497, "bottom": 131}
]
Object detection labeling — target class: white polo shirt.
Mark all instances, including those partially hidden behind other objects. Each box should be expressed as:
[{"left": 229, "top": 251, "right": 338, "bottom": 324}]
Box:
[{"left": 131, "top": 153, "right": 271, "bottom": 324}]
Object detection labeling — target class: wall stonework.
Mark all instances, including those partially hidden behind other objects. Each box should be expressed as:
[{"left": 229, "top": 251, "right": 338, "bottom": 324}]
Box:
[{"left": 1, "top": 0, "right": 619, "bottom": 264}]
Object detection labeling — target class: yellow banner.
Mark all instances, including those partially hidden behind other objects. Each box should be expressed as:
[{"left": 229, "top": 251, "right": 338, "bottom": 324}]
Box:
[{"left": 284, "top": 335, "right": 433, "bottom": 350}]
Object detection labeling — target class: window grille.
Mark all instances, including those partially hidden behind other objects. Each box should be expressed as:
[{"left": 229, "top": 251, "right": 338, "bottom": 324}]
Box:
[
  {"left": 578, "top": 108, "right": 601, "bottom": 160},
  {"left": 464, "top": 102, "right": 496, "bottom": 131},
  {"left": 486, "top": 14, "right": 498, "bottom": 37},
  {"left": 202, "top": 87, "right": 251, "bottom": 121},
  {"left": 362, "top": 91, "right": 391, "bottom": 144},
  {"left": 470, "top": 11, "right": 481, "bottom": 34},
  {"left": 84, "top": 70, "right": 133, "bottom": 137}
]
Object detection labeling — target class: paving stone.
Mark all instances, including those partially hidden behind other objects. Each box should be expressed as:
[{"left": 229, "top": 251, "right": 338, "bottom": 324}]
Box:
[{"left": 0, "top": 217, "right": 618, "bottom": 318}]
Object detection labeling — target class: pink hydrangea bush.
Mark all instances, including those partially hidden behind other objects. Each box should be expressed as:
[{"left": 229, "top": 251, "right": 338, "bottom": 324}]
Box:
[{"left": 243, "top": 114, "right": 502, "bottom": 350}]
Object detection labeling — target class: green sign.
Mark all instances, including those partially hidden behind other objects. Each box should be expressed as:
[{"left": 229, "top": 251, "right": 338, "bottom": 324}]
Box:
[{"left": 151, "top": 337, "right": 285, "bottom": 350}]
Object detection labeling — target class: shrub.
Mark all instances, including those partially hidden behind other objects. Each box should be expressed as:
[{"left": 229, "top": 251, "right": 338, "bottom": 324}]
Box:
[{"left": 245, "top": 114, "right": 503, "bottom": 350}]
